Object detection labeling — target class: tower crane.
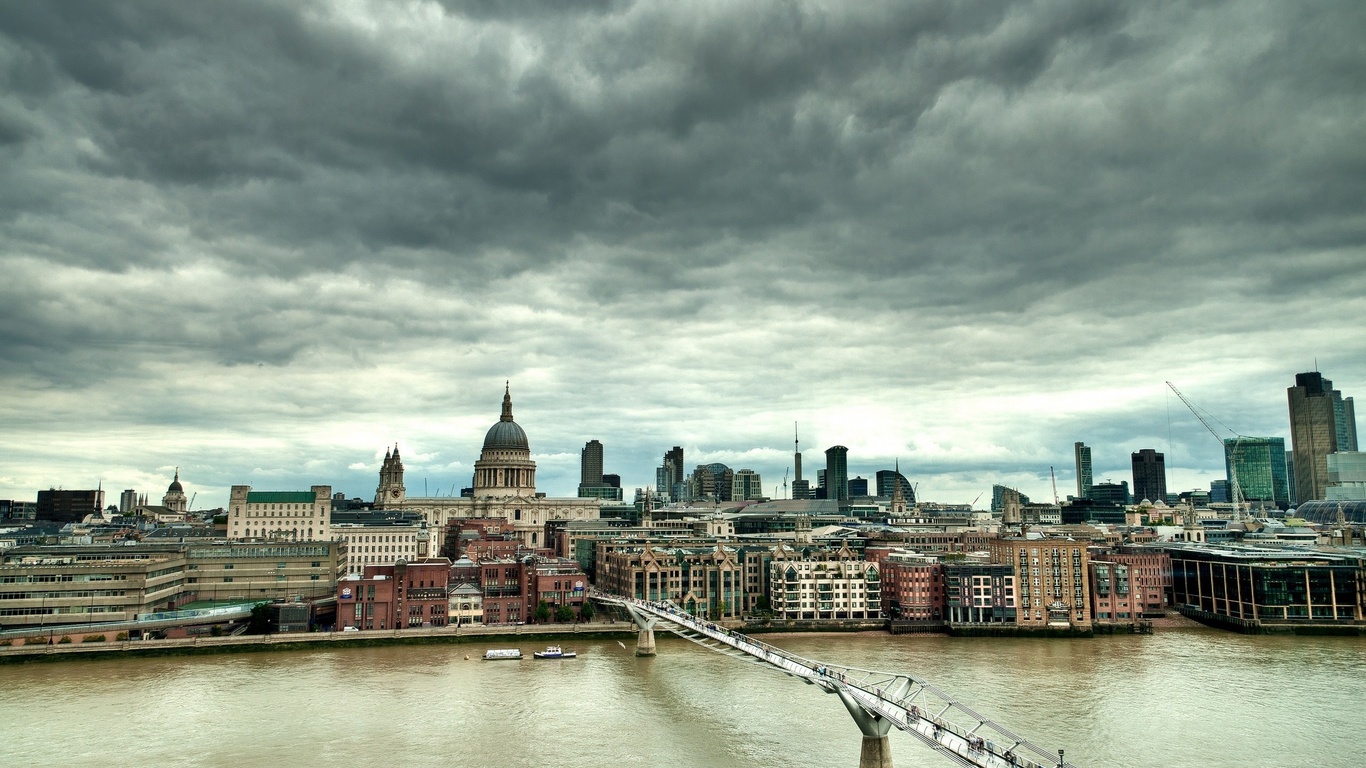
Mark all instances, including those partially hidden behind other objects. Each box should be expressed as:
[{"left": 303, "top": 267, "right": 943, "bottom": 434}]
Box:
[
  {"left": 1166, "top": 381, "right": 1246, "bottom": 520},
  {"left": 1050, "top": 467, "right": 1059, "bottom": 505},
  {"left": 783, "top": 468, "right": 789, "bottom": 499}
]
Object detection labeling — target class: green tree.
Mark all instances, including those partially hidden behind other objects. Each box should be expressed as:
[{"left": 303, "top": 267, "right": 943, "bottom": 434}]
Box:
[
  {"left": 554, "top": 605, "right": 574, "bottom": 623},
  {"left": 533, "top": 600, "right": 552, "bottom": 623},
  {"left": 578, "top": 600, "right": 595, "bottom": 622},
  {"left": 248, "top": 602, "right": 273, "bottom": 634}
]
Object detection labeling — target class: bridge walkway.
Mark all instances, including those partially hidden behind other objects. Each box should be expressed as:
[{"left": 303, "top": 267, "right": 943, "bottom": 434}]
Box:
[{"left": 594, "top": 593, "right": 1076, "bottom": 768}]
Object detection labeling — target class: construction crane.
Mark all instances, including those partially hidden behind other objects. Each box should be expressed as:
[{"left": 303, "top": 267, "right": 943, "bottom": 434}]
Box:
[
  {"left": 783, "top": 468, "right": 789, "bottom": 499},
  {"left": 1166, "top": 381, "right": 1246, "bottom": 519},
  {"left": 1050, "top": 467, "right": 1059, "bottom": 505}
]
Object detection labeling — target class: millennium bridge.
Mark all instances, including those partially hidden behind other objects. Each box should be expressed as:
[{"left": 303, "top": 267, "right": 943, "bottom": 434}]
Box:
[{"left": 592, "top": 592, "right": 1077, "bottom": 768}]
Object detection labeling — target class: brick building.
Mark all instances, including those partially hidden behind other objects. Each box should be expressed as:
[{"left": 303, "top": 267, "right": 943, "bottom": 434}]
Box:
[
  {"left": 880, "top": 552, "right": 945, "bottom": 622},
  {"left": 990, "top": 537, "right": 1091, "bottom": 628},
  {"left": 336, "top": 558, "right": 451, "bottom": 631}
]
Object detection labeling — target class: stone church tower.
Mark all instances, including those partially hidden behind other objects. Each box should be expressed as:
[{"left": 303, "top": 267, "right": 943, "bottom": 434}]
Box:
[{"left": 375, "top": 444, "right": 406, "bottom": 507}]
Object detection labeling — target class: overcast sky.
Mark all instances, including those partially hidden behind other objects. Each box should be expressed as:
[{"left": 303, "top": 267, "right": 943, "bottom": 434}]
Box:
[{"left": 2, "top": 0, "right": 1363, "bottom": 511}]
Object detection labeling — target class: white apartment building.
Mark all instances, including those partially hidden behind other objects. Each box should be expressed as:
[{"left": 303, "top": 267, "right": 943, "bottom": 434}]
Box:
[{"left": 769, "top": 557, "right": 881, "bottom": 620}]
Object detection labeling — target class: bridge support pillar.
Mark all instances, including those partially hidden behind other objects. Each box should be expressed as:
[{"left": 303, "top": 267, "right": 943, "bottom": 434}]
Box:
[
  {"left": 636, "top": 626, "right": 656, "bottom": 657},
  {"left": 837, "top": 688, "right": 893, "bottom": 768},
  {"left": 622, "top": 603, "right": 659, "bottom": 657}
]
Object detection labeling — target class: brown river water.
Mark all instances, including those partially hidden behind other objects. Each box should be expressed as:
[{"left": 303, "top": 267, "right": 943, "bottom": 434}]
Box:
[{"left": 1, "top": 628, "right": 1361, "bottom": 768}]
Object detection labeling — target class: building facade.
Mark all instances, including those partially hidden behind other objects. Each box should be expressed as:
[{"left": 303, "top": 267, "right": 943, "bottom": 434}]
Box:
[
  {"left": 36, "top": 489, "right": 105, "bottom": 524},
  {"left": 227, "top": 485, "right": 332, "bottom": 542},
  {"left": 1074, "top": 442, "right": 1093, "bottom": 498},
  {"left": 770, "top": 555, "right": 881, "bottom": 620},
  {"left": 337, "top": 559, "right": 452, "bottom": 631},
  {"left": 372, "top": 388, "right": 600, "bottom": 547},
  {"left": 990, "top": 537, "right": 1091, "bottom": 628},
  {"left": 1224, "top": 437, "right": 1290, "bottom": 509},
  {"left": 1131, "top": 449, "right": 1167, "bottom": 504},
  {"left": 1288, "top": 372, "right": 1358, "bottom": 504},
  {"left": 825, "top": 445, "right": 849, "bottom": 502}
]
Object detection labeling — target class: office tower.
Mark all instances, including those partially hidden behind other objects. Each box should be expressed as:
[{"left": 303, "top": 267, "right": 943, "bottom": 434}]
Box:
[
  {"left": 875, "top": 469, "right": 916, "bottom": 503},
  {"left": 1224, "top": 437, "right": 1290, "bottom": 509},
  {"left": 664, "top": 446, "right": 685, "bottom": 499},
  {"left": 848, "top": 477, "right": 868, "bottom": 497},
  {"left": 1089, "top": 481, "right": 1130, "bottom": 505},
  {"left": 1288, "top": 372, "right": 1358, "bottom": 504},
  {"left": 119, "top": 489, "right": 138, "bottom": 514},
  {"left": 1210, "top": 479, "right": 1229, "bottom": 503},
  {"left": 825, "top": 445, "right": 849, "bottom": 501},
  {"left": 1131, "top": 449, "right": 1167, "bottom": 504},
  {"left": 580, "top": 440, "right": 604, "bottom": 487},
  {"left": 1074, "top": 442, "right": 1093, "bottom": 498},
  {"left": 731, "top": 469, "right": 763, "bottom": 501},
  {"left": 793, "top": 422, "right": 802, "bottom": 486},
  {"left": 36, "top": 489, "right": 106, "bottom": 524},
  {"left": 991, "top": 484, "right": 1030, "bottom": 513},
  {"left": 1326, "top": 453, "right": 1366, "bottom": 500},
  {"left": 1285, "top": 451, "right": 1296, "bottom": 502}
]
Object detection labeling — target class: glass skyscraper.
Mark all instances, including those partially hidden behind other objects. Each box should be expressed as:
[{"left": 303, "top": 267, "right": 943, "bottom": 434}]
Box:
[{"left": 1224, "top": 436, "right": 1290, "bottom": 510}]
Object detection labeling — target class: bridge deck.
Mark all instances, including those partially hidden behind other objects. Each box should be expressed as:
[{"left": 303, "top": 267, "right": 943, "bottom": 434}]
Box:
[{"left": 595, "top": 593, "right": 1077, "bottom": 768}]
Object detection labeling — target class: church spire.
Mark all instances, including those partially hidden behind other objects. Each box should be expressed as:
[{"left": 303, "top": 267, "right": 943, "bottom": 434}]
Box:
[{"left": 500, "top": 381, "right": 515, "bottom": 422}]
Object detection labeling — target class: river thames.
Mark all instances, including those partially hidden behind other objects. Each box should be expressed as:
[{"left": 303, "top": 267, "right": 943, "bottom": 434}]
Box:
[{"left": 2, "top": 628, "right": 1362, "bottom": 768}]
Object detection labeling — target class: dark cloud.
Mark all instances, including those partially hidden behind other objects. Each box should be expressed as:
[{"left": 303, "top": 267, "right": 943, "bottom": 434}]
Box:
[{"left": 0, "top": 0, "right": 1363, "bottom": 506}]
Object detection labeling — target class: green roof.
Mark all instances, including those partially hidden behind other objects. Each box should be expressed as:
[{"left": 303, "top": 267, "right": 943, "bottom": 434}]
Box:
[{"left": 245, "top": 491, "right": 317, "bottom": 504}]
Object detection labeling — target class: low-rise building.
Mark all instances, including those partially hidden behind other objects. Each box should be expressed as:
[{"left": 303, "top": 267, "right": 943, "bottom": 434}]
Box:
[
  {"left": 769, "top": 554, "right": 881, "bottom": 620},
  {"left": 337, "top": 559, "right": 452, "bottom": 631},
  {"left": 227, "top": 485, "right": 332, "bottom": 542},
  {"left": 0, "top": 540, "right": 346, "bottom": 632},
  {"left": 943, "top": 562, "right": 1016, "bottom": 625},
  {"left": 1164, "top": 543, "right": 1365, "bottom": 629},
  {"left": 880, "top": 552, "right": 944, "bottom": 623}
]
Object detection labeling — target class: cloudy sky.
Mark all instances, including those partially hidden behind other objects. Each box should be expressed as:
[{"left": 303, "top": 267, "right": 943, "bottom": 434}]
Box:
[{"left": 1, "top": 0, "right": 1363, "bottom": 511}]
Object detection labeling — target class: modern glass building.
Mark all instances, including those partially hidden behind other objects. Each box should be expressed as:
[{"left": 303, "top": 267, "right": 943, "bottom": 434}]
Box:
[
  {"left": 1074, "top": 442, "right": 1093, "bottom": 498},
  {"left": 1223, "top": 437, "right": 1290, "bottom": 510}
]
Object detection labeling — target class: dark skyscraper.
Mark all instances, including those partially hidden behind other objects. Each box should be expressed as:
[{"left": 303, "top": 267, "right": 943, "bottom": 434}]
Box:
[
  {"left": 875, "top": 469, "right": 915, "bottom": 502},
  {"left": 1288, "top": 372, "right": 1357, "bottom": 504},
  {"left": 580, "top": 439, "right": 604, "bottom": 488},
  {"left": 1131, "top": 449, "right": 1167, "bottom": 504},
  {"left": 1074, "top": 442, "right": 1093, "bottom": 498},
  {"left": 848, "top": 477, "right": 868, "bottom": 497},
  {"left": 825, "top": 445, "right": 849, "bottom": 501},
  {"left": 663, "top": 445, "right": 684, "bottom": 497}
]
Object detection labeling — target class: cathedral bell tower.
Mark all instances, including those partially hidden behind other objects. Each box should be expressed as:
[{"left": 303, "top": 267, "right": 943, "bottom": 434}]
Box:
[{"left": 375, "top": 444, "right": 407, "bottom": 507}]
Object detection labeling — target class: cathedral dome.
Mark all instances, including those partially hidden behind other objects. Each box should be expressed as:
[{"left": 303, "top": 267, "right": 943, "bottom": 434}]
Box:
[
  {"left": 484, "top": 419, "right": 529, "bottom": 450},
  {"left": 482, "top": 385, "right": 529, "bottom": 450},
  {"left": 167, "top": 469, "right": 184, "bottom": 493}
]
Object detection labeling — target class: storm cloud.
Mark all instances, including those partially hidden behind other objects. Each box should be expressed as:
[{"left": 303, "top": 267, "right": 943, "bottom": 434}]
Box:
[{"left": 2, "top": 0, "right": 1363, "bottom": 507}]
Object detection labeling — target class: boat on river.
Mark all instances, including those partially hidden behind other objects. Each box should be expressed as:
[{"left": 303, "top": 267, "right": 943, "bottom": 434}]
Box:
[
  {"left": 483, "top": 649, "right": 523, "bottom": 660},
  {"left": 533, "top": 645, "right": 577, "bottom": 659}
]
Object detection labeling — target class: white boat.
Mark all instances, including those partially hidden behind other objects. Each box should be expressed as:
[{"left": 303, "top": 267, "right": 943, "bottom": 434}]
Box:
[
  {"left": 483, "top": 648, "right": 523, "bottom": 660},
  {"left": 533, "top": 645, "right": 577, "bottom": 659}
]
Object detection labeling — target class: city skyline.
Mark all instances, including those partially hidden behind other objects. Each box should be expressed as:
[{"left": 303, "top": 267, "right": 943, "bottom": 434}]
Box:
[{"left": 2, "top": 2, "right": 1364, "bottom": 509}]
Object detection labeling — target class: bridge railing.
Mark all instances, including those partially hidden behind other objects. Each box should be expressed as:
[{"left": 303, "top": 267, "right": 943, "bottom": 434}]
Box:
[{"left": 595, "top": 593, "right": 1076, "bottom": 768}]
